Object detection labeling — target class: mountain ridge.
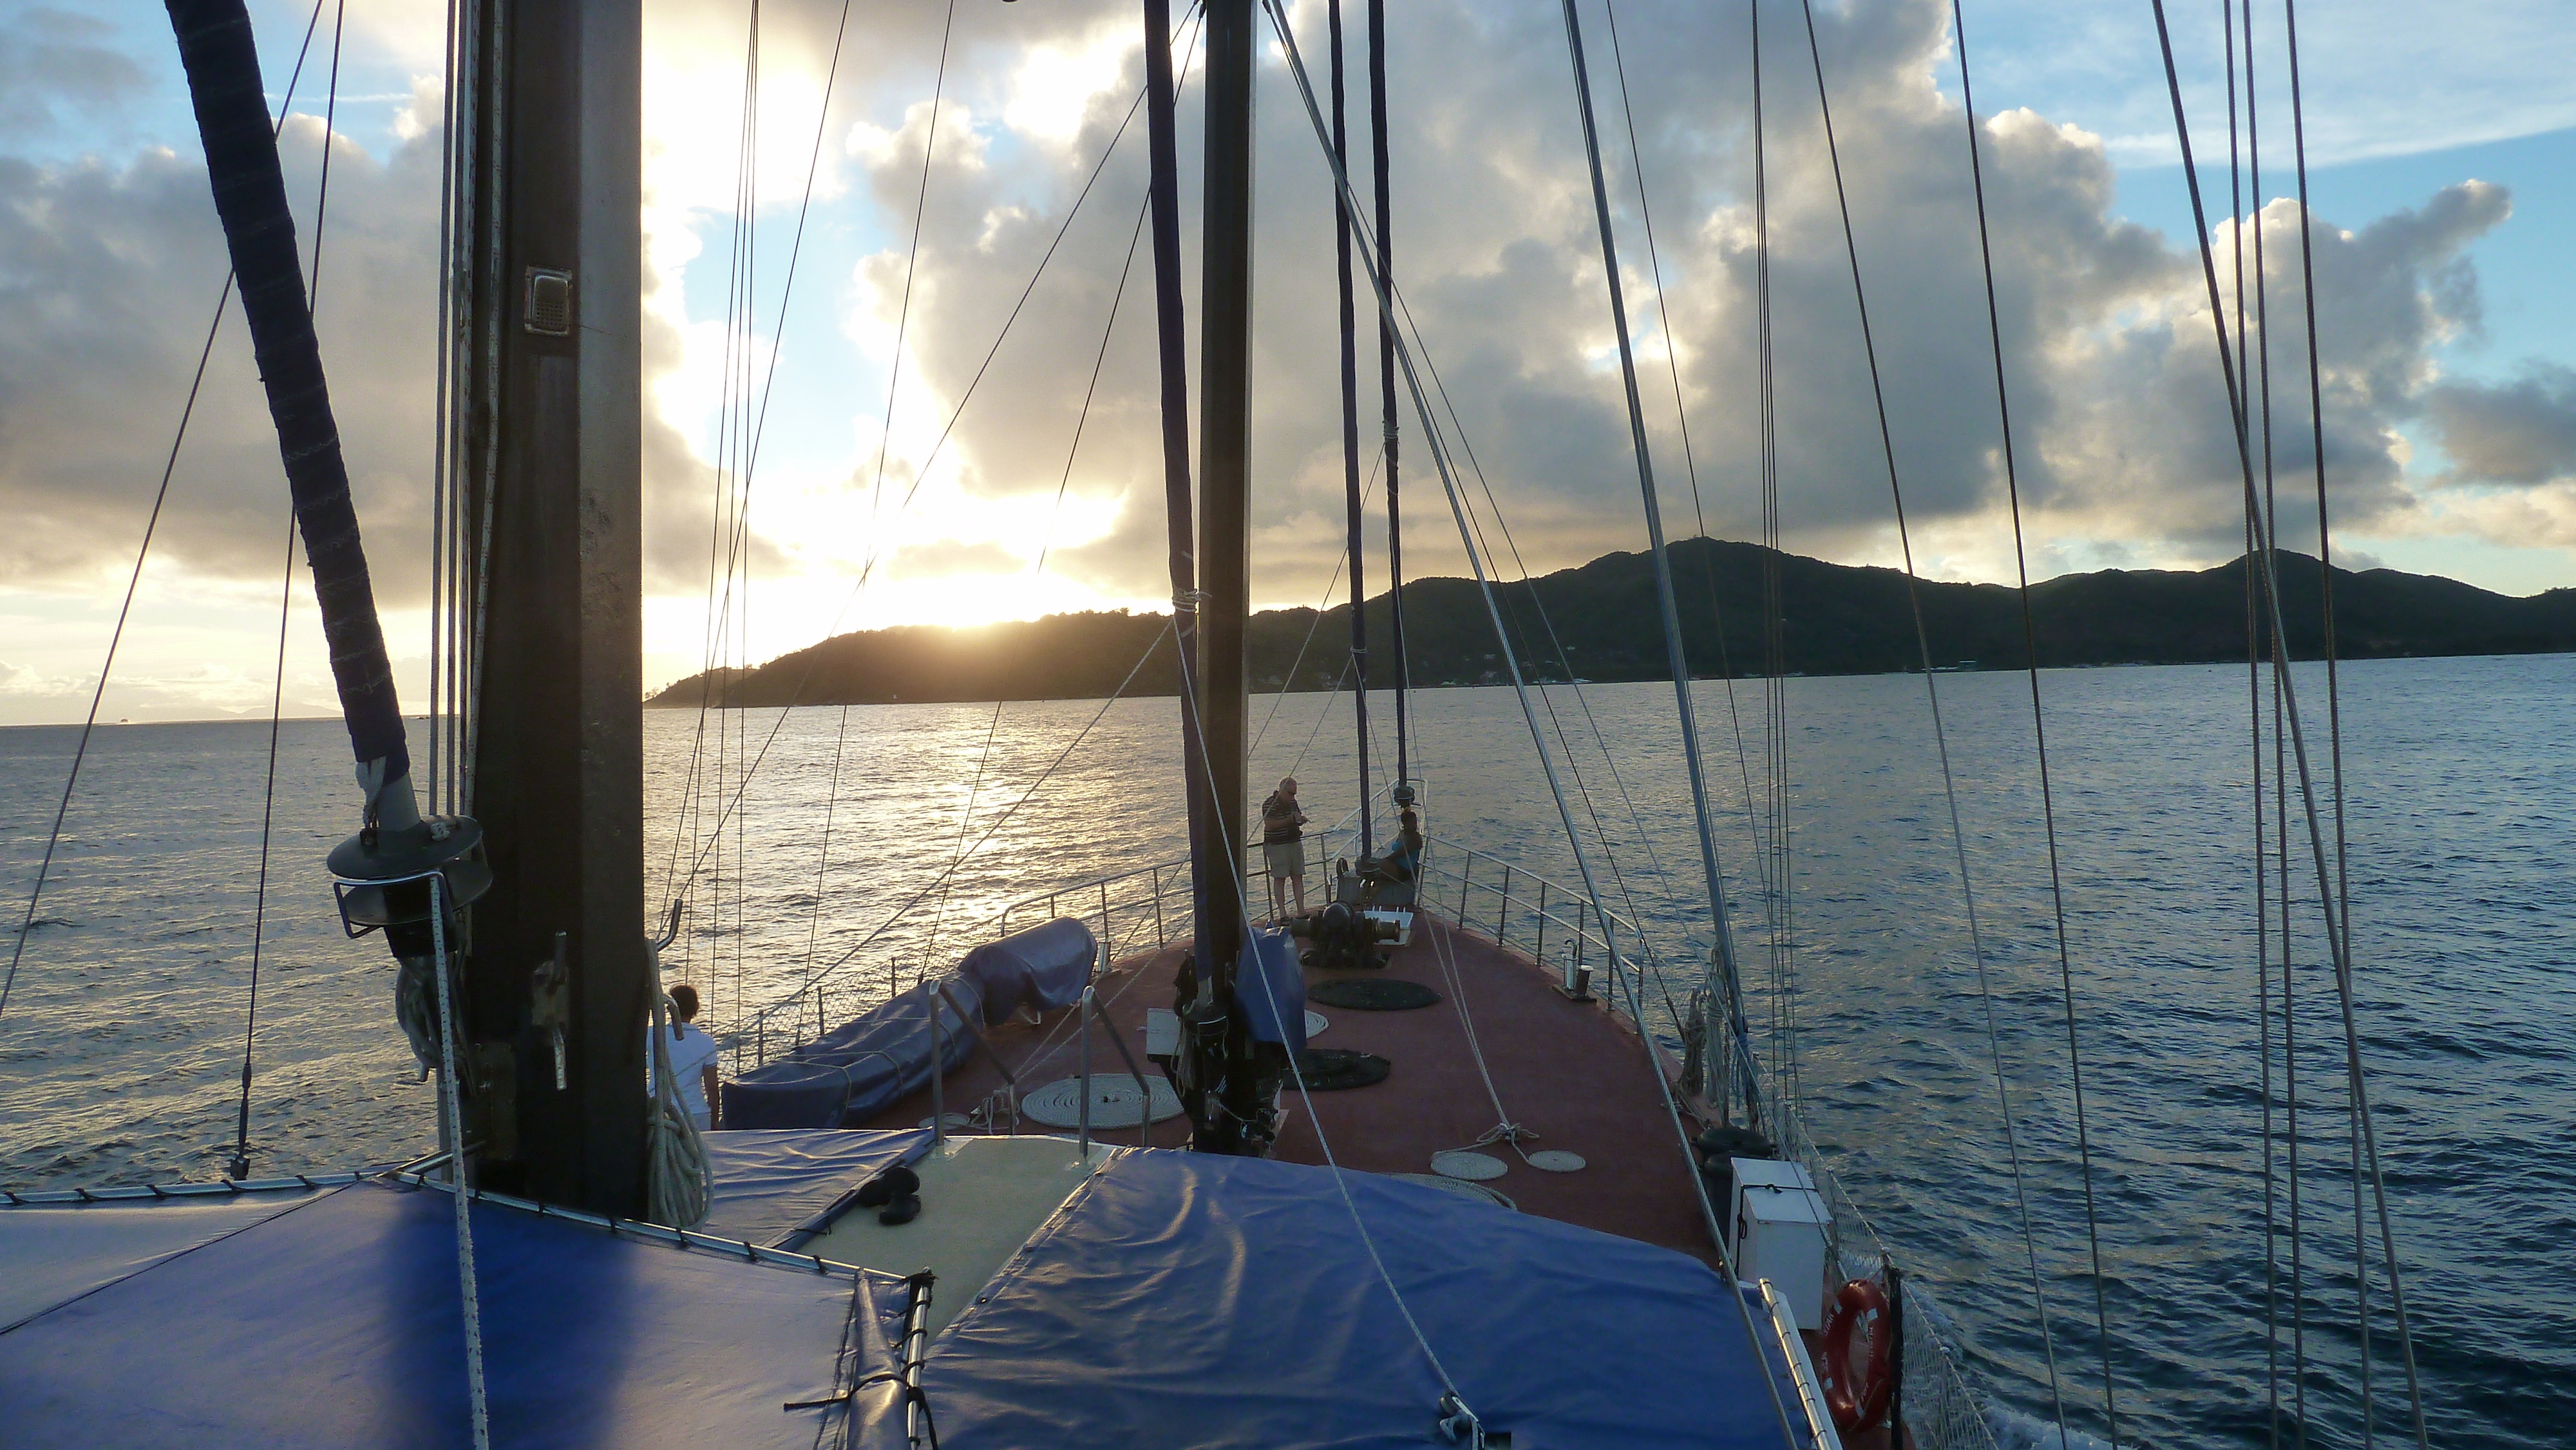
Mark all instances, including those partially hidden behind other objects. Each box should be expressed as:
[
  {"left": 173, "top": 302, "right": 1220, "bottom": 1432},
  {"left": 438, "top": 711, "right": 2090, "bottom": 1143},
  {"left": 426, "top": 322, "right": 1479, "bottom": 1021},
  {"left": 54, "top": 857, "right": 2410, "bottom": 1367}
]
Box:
[{"left": 647, "top": 538, "right": 2576, "bottom": 708}]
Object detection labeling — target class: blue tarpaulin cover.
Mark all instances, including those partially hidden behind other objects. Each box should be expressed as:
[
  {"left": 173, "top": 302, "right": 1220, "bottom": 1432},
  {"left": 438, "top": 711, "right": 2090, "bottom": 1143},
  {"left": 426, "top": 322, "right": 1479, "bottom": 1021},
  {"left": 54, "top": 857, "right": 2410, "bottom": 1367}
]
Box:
[
  {"left": 956, "top": 916, "right": 1095, "bottom": 1025},
  {"left": 699, "top": 1127, "right": 932, "bottom": 1247},
  {"left": 922, "top": 1149, "right": 1794, "bottom": 1449},
  {"left": 724, "top": 976, "right": 980, "bottom": 1129},
  {"left": 0, "top": 1178, "right": 909, "bottom": 1449},
  {"left": 0, "top": 1190, "right": 319, "bottom": 1333},
  {"left": 1237, "top": 925, "right": 1307, "bottom": 1055}
]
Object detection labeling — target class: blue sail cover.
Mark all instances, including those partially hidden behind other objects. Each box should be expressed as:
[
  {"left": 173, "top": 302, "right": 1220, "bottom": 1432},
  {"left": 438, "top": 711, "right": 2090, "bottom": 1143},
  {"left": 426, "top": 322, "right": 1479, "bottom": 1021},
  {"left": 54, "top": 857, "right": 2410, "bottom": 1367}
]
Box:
[
  {"left": 724, "top": 976, "right": 981, "bottom": 1129},
  {"left": 956, "top": 916, "right": 1095, "bottom": 1024},
  {"left": 922, "top": 1150, "right": 1795, "bottom": 1449},
  {"left": 0, "top": 1179, "right": 910, "bottom": 1449}
]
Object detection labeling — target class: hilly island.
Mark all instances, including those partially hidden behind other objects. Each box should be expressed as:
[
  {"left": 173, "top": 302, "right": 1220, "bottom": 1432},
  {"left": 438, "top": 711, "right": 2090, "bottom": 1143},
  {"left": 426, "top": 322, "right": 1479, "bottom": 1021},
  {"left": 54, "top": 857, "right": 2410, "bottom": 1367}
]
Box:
[{"left": 647, "top": 537, "right": 2576, "bottom": 708}]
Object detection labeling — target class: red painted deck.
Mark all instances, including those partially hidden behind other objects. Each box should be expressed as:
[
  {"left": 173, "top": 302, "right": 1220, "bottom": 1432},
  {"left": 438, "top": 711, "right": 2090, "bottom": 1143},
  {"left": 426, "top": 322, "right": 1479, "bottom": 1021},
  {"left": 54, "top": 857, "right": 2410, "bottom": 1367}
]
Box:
[{"left": 856, "top": 910, "right": 1723, "bottom": 1264}]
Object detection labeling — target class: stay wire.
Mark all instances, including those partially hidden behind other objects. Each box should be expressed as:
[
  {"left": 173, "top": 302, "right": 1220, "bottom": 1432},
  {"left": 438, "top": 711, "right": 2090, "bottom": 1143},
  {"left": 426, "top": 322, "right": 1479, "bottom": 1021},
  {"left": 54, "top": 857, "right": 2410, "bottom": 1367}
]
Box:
[
  {"left": 1948, "top": 1, "right": 2120, "bottom": 1438},
  {"left": 1262, "top": 8, "right": 1796, "bottom": 1440},
  {"left": 1325, "top": 41, "right": 1744, "bottom": 1087},
  {"left": 2236, "top": 3, "right": 2298, "bottom": 1442},
  {"left": 231, "top": 0, "right": 347, "bottom": 1181},
  {"left": 916, "top": 191, "right": 1147, "bottom": 992},
  {"left": 752, "top": 623, "right": 1177, "bottom": 1017},
  {"left": 663, "top": 4, "right": 1210, "bottom": 910},
  {"left": 1557, "top": 0, "right": 1762, "bottom": 1131},
  {"left": 2, "top": 0, "right": 335, "bottom": 1031},
  {"left": 2145, "top": 3, "right": 2429, "bottom": 1439},
  {"left": 1339, "top": 144, "right": 1717, "bottom": 976},
  {"left": 1794, "top": 1, "right": 2070, "bottom": 1435},
  {"left": 1598, "top": 0, "right": 1774, "bottom": 932},
  {"left": 2230, "top": 8, "right": 2299, "bottom": 1438},
  {"left": 2289, "top": 0, "right": 2365, "bottom": 1428}
]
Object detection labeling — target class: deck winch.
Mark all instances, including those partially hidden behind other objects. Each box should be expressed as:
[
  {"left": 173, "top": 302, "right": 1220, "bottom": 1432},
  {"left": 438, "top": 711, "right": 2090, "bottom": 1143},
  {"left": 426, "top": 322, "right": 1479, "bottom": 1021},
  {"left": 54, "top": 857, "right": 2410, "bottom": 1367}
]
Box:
[{"left": 1291, "top": 901, "right": 1396, "bottom": 972}]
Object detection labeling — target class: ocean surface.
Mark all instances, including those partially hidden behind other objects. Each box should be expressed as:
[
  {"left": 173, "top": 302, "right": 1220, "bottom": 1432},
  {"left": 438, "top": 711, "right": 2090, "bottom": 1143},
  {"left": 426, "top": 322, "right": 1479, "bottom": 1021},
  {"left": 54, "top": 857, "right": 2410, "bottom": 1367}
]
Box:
[{"left": 3, "top": 654, "right": 2567, "bottom": 1446}]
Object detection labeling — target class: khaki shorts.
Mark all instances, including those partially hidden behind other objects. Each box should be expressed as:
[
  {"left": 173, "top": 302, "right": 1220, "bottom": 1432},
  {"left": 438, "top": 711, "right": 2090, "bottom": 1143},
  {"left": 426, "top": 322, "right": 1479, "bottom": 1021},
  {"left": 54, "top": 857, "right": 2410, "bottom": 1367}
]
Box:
[{"left": 1264, "top": 840, "right": 1305, "bottom": 880}]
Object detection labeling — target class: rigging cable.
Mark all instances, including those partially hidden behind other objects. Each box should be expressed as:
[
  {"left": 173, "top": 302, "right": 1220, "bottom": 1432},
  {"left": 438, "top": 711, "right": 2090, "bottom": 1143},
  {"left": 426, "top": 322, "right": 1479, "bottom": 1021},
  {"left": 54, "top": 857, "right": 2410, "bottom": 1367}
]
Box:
[
  {"left": 426, "top": 0, "right": 462, "bottom": 815},
  {"left": 2286, "top": 0, "right": 2343, "bottom": 1438},
  {"left": 1365, "top": 0, "right": 1408, "bottom": 795},
  {"left": 1, "top": 0, "right": 334, "bottom": 1030},
  {"left": 2221, "top": 3, "right": 2286, "bottom": 1437},
  {"left": 750, "top": 623, "right": 1179, "bottom": 1020},
  {"left": 792, "top": 6, "right": 1211, "bottom": 1003},
  {"left": 1299, "top": 5, "right": 1755, "bottom": 1102},
  {"left": 2290, "top": 0, "right": 2401, "bottom": 1435},
  {"left": 232, "top": 0, "right": 346, "bottom": 1179},
  {"left": 916, "top": 189, "right": 1151, "bottom": 988},
  {"left": 1553, "top": 0, "right": 1758, "bottom": 1127},
  {"left": 1329, "top": 0, "right": 1374, "bottom": 860},
  {"left": 2145, "top": 3, "right": 2430, "bottom": 1439},
  {"left": 1598, "top": 0, "right": 1776, "bottom": 955},
  {"left": 2229, "top": 2, "right": 2289, "bottom": 1435},
  {"left": 1947, "top": 3, "right": 2123, "bottom": 1439},
  {"left": 1748, "top": 0, "right": 1798, "bottom": 1116},
  {"left": 1260, "top": 8, "right": 1798, "bottom": 1442},
  {"left": 1794, "top": 0, "right": 2072, "bottom": 1436},
  {"left": 659, "top": 4, "right": 1211, "bottom": 910}
]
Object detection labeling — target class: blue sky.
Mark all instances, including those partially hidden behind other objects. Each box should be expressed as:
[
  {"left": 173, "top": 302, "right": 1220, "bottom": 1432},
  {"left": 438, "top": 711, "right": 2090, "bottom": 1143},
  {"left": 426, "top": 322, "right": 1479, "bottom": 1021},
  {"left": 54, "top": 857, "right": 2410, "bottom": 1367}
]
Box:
[{"left": 3, "top": 0, "right": 2572, "bottom": 722}]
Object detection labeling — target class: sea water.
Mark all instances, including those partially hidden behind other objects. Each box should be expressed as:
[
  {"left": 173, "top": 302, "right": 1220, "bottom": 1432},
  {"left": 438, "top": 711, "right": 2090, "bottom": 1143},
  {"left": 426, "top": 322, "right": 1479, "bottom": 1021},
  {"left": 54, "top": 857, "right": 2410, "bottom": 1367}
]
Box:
[{"left": 3, "top": 653, "right": 2568, "bottom": 1445}]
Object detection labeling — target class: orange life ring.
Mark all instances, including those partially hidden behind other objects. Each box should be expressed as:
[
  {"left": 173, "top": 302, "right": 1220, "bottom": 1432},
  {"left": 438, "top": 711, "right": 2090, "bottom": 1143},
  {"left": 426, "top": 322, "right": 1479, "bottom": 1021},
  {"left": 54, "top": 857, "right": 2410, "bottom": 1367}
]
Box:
[{"left": 1819, "top": 1277, "right": 1895, "bottom": 1433}]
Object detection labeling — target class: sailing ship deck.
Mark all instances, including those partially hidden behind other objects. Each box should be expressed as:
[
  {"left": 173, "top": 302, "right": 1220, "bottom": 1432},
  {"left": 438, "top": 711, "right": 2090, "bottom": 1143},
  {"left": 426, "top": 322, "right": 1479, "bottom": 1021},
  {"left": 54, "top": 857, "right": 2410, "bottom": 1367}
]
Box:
[{"left": 857, "top": 910, "right": 1723, "bottom": 1265}]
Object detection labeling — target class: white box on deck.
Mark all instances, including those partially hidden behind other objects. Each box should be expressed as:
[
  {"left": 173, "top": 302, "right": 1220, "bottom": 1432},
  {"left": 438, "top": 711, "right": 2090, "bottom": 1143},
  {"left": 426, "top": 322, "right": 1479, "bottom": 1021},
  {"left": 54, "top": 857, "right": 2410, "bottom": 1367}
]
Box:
[
  {"left": 1731, "top": 1159, "right": 1831, "bottom": 1332},
  {"left": 1724, "top": 1156, "right": 1818, "bottom": 1268}
]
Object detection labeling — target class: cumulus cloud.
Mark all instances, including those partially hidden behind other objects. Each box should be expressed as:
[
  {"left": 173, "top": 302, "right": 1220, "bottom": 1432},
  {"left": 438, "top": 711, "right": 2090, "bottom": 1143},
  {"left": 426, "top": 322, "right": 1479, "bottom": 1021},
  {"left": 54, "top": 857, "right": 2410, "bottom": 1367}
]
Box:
[
  {"left": 2426, "top": 364, "right": 2576, "bottom": 489},
  {"left": 0, "top": 0, "right": 2556, "bottom": 706},
  {"left": 0, "top": 115, "right": 441, "bottom": 595}
]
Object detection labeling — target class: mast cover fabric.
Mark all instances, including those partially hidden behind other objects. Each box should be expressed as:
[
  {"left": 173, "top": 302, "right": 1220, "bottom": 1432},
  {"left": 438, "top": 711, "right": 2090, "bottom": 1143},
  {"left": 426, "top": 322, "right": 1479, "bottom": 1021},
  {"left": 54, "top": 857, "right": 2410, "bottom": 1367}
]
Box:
[
  {"left": 723, "top": 976, "right": 980, "bottom": 1129},
  {"left": 0, "top": 1180, "right": 909, "bottom": 1448},
  {"left": 921, "top": 1149, "right": 1793, "bottom": 1449},
  {"left": 1236, "top": 926, "right": 1307, "bottom": 1055},
  {"left": 956, "top": 917, "right": 1095, "bottom": 1024},
  {"left": 698, "top": 1127, "right": 933, "bottom": 1247},
  {"left": 166, "top": 0, "right": 407, "bottom": 786}
]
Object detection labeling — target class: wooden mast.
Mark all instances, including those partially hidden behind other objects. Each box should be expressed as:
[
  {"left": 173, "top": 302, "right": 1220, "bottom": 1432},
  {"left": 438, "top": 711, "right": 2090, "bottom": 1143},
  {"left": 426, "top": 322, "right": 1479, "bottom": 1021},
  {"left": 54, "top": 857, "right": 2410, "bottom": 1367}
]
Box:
[{"left": 455, "top": 0, "right": 648, "bottom": 1216}]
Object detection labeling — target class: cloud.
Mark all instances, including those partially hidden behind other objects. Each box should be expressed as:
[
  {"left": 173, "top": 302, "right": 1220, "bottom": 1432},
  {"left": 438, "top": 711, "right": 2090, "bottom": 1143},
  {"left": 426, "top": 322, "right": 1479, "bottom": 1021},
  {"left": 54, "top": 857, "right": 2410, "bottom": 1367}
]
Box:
[
  {"left": 0, "top": 659, "right": 81, "bottom": 697},
  {"left": 2425, "top": 364, "right": 2576, "bottom": 489},
  {"left": 0, "top": 115, "right": 442, "bottom": 596},
  {"left": 0, "top": 8, "right": 147, "bottom": 137},
  {"left": 887, "top": 538, "right": 1022, "bottom": 581},
  {"left": 0, "top": 0, "right": 2557, "bottom": 725}
]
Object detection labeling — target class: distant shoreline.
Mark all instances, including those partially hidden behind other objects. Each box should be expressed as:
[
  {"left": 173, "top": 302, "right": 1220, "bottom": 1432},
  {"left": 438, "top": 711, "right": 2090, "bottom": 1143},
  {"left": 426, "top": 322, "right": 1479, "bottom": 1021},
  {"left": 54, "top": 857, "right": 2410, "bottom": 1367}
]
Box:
[{"left": 647, "top": 538, "right": 2576, "bottom": 711}]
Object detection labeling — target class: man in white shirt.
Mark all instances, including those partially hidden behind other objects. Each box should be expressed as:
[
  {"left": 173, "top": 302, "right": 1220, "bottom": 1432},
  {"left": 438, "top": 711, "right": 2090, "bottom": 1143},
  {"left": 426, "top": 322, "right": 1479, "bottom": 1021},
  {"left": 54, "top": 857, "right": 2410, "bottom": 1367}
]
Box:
[{"left": 652, "top": 983, "right": 722, "bottom": 1131}]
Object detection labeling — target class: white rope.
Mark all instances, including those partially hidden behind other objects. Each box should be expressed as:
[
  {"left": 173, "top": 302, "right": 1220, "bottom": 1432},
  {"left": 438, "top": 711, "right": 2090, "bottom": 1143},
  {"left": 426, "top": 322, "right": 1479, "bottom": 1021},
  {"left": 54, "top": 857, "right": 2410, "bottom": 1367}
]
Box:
[
  {"left": 425, "top": 881, "right": 491, "bottom": 1450},
  {"left": 1415, "top": 898, "right": 1532, "bottom": 1159}
]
